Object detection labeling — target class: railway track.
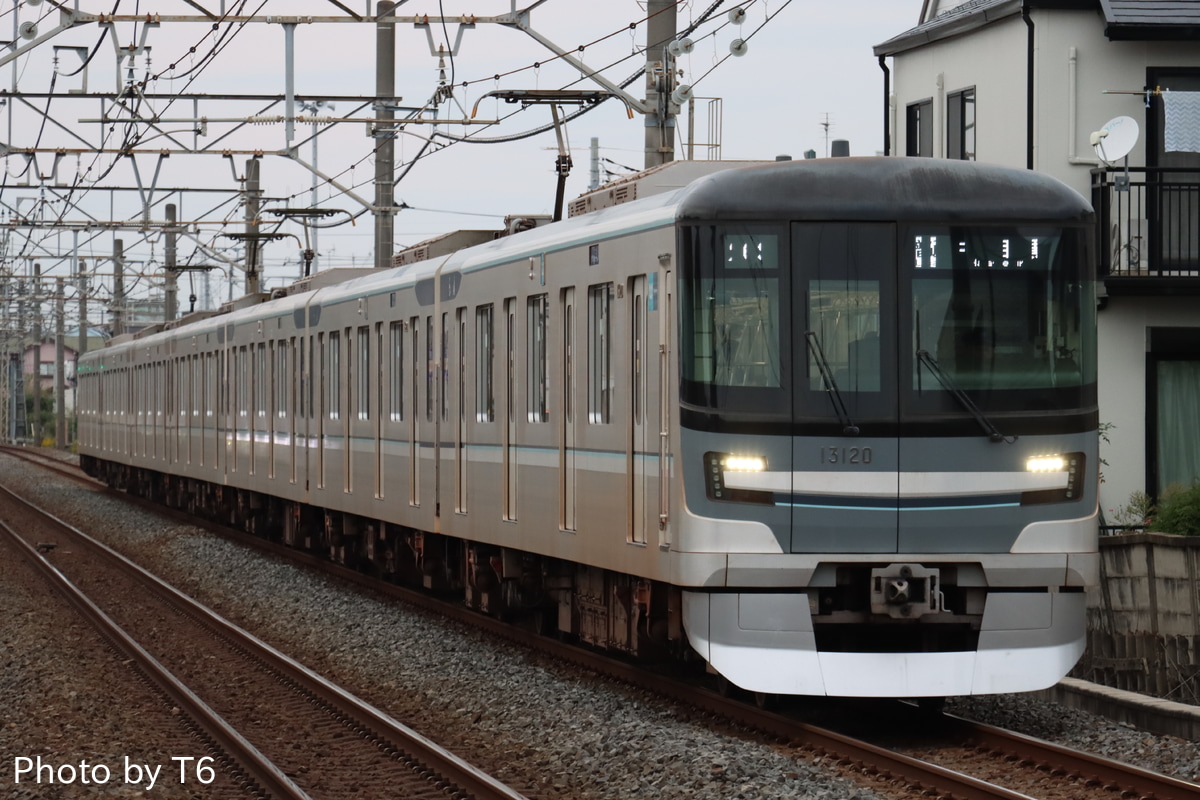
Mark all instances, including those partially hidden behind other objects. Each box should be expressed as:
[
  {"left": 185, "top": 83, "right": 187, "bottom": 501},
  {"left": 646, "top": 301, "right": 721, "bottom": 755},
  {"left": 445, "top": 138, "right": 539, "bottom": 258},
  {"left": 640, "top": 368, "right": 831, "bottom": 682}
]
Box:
[
  {"left": 0, "top": 475, "right": 528, "bottom": 800},
  {"left": 3, "top": 447, "right": 1198, "bottom": 800}
]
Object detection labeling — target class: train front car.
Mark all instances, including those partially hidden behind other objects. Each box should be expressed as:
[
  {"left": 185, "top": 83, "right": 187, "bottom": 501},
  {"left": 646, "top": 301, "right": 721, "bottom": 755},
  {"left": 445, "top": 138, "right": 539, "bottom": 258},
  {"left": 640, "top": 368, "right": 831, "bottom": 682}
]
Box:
[{"left": 672, "top": 158, "right": 1098, "bottom": 699}]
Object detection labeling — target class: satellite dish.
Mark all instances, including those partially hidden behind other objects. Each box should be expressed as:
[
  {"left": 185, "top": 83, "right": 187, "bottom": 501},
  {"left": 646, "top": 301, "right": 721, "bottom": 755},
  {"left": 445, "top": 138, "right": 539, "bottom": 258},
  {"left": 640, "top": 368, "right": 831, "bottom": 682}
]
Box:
[
  {"left": 1090, "top": 116, "right": 1139, "bottom": 163},
  {"left": 729, "top": 38, "right": 748, "bottom": 57},
  {"left": 18, "top": 20, "right": 38, "bottom": 40}
]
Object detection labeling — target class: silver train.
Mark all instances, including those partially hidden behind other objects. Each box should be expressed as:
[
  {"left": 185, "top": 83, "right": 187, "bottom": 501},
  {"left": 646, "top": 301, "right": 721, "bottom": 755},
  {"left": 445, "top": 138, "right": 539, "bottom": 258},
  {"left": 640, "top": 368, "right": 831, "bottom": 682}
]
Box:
[{"left": 77, "top": 158, "right": 1099, "bottom": 699}]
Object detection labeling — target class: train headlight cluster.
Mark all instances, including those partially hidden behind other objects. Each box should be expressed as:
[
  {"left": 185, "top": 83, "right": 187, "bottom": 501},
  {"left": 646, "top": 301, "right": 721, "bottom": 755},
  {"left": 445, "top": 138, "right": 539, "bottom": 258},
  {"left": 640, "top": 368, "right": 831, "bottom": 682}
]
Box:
[
  {"left": 1026, "top": 455, "right": 1066, "bottom": 473},
  {"left": 1020, "top": 452, "right": 1086, "bottom": 505},
  {"left": 703, "top": 452, "right": 773, "bottom": 504}
]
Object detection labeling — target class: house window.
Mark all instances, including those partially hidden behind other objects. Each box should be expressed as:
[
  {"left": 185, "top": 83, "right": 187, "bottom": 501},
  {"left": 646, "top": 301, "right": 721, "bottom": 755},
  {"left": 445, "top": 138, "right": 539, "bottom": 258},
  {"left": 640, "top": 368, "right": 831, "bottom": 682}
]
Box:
[
  {"left": 906, "top": 98, "right": 933, "bottom": 158},
  {"left": 1149, "top": 328, "right": 1200, "bottom": 498},
  {"left": 947, "top": 88, "right": 976, "bottom": 161}
]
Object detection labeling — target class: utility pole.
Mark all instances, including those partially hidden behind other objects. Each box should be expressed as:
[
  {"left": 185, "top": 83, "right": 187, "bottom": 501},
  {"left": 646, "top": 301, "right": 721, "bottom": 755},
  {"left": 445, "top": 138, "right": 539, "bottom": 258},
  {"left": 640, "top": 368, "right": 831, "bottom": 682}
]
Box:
[
  {"left": 165, "top": 203, "right": 179, "bottom": 321},
  {"left": 244, "top": 160, "right": 262, "bottom": 295},
  {"left": 77, "top": 260, "right": 89, "bottom": 358},
  {"left": 589, "top": 137, "right": 600, "bottom": 191},
  {"left": 113, "top": 239, "right": 125, "bottom": 337},
  {"left": 375, "top": 1, "right": 397, "bottom": 270},
  {"left": 30, "top": 263, "right": 41, "bottom": 446},
  {"left": 55, "top": 277, "right": 65, "bottom": 449},
  {"left": 644, "top": 0, "right": 677, "bottom": 169}
]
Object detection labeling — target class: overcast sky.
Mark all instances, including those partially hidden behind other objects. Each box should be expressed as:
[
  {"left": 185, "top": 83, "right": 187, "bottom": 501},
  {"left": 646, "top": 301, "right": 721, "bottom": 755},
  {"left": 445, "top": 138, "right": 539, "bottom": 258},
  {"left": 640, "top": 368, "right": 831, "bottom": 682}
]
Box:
[{"left": 1, "top": 0, "right": 921, "bottom": 305}]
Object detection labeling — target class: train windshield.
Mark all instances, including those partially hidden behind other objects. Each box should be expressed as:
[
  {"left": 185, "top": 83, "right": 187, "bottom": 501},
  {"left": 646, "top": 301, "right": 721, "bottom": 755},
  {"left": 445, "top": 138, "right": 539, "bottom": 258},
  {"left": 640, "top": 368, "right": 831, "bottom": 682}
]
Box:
[
  {"left": 679, "top": 222, "right": 1096, "bottom": 433},
  {"left": 905, "top": 226, "right": 1096, "bottom": 418}
]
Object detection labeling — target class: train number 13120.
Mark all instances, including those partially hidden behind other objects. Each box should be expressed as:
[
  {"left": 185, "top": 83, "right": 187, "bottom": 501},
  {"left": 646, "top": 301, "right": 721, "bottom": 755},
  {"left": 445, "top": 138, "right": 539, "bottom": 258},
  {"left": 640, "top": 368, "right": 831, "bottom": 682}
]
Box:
[{"left": 819, "top": 446, "right": 873, "bottom": 465}]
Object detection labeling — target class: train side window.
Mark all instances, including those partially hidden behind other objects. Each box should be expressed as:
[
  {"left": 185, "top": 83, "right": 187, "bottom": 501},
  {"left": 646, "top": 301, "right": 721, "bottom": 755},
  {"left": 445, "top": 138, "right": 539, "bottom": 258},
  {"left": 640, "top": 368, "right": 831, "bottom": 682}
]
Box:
[
  {"left": 357, "top": 325, "right": 370, "bottom": 421},
  {"left": 389, "top": 321, "right": 404, "bottom": 421},
  {"left": 425, "top": 316, "right": 434, "bottom": 422},
  {"left": 527, "top": 294, "right": 549, "bottom": 423},
  {"left": 239, "top": 346, "right": 249, "bottom": 418},
  {"left": 476, "top": 304, "right": 494, "bottom": 422},
  {"left": 329, "top": 330, "right": 341, "bottom": 420},
  {"left": 588, "top": 283, "right": 612, "bottom": 424},
  {"left": 257, "top": 342, "right": 267, "bottom": 419},
  {"left": 278, "top": 342, "right": 289, "bottom": 419},
  {"left": 441, "top": 313, "right": 449, "bottom": 422}
]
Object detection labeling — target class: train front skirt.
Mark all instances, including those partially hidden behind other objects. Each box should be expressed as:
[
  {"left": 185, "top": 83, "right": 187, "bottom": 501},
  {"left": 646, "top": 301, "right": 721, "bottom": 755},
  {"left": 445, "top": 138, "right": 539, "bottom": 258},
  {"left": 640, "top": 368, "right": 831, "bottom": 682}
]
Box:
[{"left": 682, "top": 590, "right": 1087, "bottom": 697}]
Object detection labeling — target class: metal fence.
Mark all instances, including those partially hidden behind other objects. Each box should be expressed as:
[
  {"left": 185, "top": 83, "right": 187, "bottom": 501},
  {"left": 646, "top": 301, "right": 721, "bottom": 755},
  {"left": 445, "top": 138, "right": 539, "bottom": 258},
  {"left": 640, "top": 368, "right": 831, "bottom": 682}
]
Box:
[{"left": 1092, "top": 166, "right": 1200, "bottom": 278}]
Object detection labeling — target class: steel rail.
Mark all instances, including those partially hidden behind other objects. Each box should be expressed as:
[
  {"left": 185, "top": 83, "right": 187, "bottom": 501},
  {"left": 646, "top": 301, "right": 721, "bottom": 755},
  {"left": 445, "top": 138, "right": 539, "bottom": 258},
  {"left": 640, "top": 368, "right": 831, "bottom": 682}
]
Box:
[
  {"left": 946, "top": 715, "right": 1200, "bottom": 800},
  {"left": 0, "top": 479, "right": 530, "bottom": 800},
  {"left": 8, "top": 449, "right": 1192, "bottom": 800},
  {"left": 0, "top": 511, "right": 311, "bottom": 800}
]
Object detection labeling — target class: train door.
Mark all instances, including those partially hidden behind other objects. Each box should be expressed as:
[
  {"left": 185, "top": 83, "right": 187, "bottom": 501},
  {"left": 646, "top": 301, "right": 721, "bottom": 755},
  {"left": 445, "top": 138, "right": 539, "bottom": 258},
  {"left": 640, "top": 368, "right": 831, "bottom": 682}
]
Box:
[
  {"left": 410, "top": 316, "right": 420, "bottom": 505},
  {"left": 790, "top": 222, "right": 899, "bottom": 554},
  {"left": 289, "top": 337, "right": 297, "bottom": 485},
  {"left": 630, "top": 275, "right": 650, "bottom": 545},
  {"left": 375, "top": 322, "right": 384, "bottom": 500},
  {"left": 561, "top": 287, "right": 577, "bottom": 531},
  {"left": 503, "top": 298, "right": 517, "bottom": 521},
  {"left": 455, "top": 308, "right": 467, "bottom": 514}
]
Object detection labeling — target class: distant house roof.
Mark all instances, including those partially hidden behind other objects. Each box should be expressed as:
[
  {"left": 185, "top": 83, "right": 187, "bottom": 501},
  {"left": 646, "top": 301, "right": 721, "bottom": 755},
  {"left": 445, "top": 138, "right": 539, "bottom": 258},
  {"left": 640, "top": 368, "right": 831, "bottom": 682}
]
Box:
[
  {"left": 1100, "top": 0, "right": 1200, "bottom": 39},
  {"left": 874, "top": 0, "right": 1021, "bottom": 56},
  {"left": 875, "top": 0, "right": 1200, "bottom": 56}
]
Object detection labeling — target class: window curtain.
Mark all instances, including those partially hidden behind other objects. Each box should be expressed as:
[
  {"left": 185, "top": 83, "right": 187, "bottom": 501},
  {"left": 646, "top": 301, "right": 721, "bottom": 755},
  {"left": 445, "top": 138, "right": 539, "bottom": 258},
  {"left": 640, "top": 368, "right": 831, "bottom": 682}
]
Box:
[{"left": 1157, "top": 360, "right": 1200, "bottom": 491}]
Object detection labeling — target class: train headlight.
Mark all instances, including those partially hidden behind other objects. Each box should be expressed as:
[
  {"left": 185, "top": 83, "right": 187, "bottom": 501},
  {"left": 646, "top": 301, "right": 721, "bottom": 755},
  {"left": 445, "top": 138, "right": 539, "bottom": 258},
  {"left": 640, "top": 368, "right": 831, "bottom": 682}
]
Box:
[
  {"left": 1026, "top": 455, "right": 1066, "bottom": 473},
  {"left": 1021, "top": 452, "right": 1086, "bottom": 505},
  {"left": 725, "top": 456, "right": 766, "bottom": 473},
  {"left": 703, "top": 452, "right": 773, "bottom": 504}
]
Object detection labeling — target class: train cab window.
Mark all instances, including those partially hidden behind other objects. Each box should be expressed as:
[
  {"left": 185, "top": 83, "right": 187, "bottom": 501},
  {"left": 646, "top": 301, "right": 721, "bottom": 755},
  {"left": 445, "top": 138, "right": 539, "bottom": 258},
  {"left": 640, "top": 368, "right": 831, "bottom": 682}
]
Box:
[
  {"left": 329, "top": 331, "right": 341, "bottom": 420},
  {"left": 680, "top": 224, "right": 788, "bottom": 420},
  {"left": 476, "top": 305, "right": 494, "bottom": 422},
  {"left": 527, "top": 294, "right": 549, "bottom": 423},
  {"left": 588, "top": 284, "right": 612, "bottom": 424},
  {"left": 905, "top": 226, "right": 1096, "bottom": 415}
]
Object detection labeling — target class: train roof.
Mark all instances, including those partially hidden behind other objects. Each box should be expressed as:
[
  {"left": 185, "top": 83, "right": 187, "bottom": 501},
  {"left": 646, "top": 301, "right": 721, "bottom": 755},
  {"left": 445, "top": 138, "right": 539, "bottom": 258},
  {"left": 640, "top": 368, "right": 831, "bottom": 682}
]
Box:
[{"left": 675, "top": 157, "right": 1094, "bottom": 223}]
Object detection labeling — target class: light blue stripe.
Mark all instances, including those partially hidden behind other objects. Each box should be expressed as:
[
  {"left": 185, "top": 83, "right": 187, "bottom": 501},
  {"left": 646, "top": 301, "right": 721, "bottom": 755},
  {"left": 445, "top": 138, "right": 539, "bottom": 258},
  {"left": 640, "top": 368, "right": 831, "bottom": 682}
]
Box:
[{"left": 783, "top": 502, "right": 1021, "bottom": 511}]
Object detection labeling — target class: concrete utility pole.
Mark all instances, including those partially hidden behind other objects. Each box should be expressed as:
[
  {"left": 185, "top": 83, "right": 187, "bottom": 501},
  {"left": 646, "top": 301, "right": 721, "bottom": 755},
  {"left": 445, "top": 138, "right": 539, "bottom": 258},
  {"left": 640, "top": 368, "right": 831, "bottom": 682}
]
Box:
[
  {"left": 165, "top": 203, "right": 179, "bottom": 321},
  {"left": 77, "top": 260, "right": 89, "bottom": 359},
  {"left": 113, "top": 239, "right": 125, "bottom": 337},
  {"left": 244, "top": 160, "right": 262, "bottom": 295},
  {"left": 30, "top": 263, "right": 42, "bottom": 446},
  {"left": 644, "top": 0, "right": 677, "bottom": 169},
  {"left": 374, "top": 1, "right": 397, "bottom": 270},
  {"left": 589, "top": 137, "right": 600, "bottom": 191},
  {"left": 55, "top": 277, "right": 65, "bottom": 449}
]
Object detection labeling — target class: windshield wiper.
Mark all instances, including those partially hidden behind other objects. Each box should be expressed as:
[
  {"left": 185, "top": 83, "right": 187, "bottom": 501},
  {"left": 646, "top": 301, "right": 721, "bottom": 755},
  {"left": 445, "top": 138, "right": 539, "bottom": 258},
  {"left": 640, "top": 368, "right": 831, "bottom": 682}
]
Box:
[
  {"left": 916, "top": 349, "right": 1014, "bottom": 443},
  {"left": 805, "top": 331, "right": 859, "bottom": 435}
]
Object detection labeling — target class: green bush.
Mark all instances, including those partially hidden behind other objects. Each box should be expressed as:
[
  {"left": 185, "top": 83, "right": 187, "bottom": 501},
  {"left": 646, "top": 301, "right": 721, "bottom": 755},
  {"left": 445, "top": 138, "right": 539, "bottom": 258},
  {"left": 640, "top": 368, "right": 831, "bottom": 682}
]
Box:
[
  {"left": 1110, "top": 490, "right": 1154, "bottom": 527},
  {"left": 1154, "top": 482, "right": 1200, "bottom": 536}
]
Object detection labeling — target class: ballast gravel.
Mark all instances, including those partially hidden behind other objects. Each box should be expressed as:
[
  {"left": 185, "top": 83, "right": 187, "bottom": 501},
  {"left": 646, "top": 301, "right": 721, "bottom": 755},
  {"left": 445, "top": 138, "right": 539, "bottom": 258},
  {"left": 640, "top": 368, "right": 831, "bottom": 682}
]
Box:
[{"left": 3, "top": 453, "right": 1199, "bottom": 800}]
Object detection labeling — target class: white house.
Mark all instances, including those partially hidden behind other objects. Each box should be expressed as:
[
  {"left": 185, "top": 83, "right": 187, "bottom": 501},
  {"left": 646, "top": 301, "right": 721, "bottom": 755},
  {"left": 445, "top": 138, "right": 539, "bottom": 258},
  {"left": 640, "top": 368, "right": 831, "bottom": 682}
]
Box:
[{"left": 875, "top": 0, "right": 1200, "bottom": 522}]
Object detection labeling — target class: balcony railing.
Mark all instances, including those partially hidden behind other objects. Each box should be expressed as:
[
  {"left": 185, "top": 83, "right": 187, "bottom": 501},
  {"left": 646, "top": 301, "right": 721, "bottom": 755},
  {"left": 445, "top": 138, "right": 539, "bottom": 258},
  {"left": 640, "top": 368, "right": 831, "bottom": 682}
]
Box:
[{"left": 1092, "top": 167, "right": 1200, "bottom": 288}]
